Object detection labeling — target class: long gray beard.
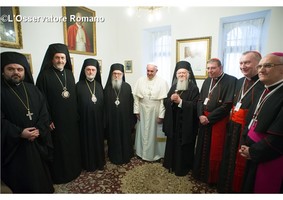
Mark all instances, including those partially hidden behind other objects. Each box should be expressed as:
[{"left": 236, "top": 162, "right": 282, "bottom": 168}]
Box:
[
  {"left": 112, "top": 79, "right": 122, "bottom": 91},
  {"left": 176, "top": 79, "right": 188, "bottom": 91}
]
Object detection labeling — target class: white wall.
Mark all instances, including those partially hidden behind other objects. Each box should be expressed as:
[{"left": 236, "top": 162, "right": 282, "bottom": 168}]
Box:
[{"left": 1, "top": 6, "right": 283, "bottom": 89}]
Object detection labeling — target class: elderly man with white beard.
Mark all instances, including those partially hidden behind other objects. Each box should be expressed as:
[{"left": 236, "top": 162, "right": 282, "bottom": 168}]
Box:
[
  {"left": 162, "top": 61, "right": 199, "bottom": 176},
  {"left": 104, "top": 63, "right": 135, "bottom": 165}
]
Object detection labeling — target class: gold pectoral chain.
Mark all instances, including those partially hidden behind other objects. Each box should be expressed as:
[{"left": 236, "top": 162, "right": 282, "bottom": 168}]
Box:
[
  {"left": 4, "top": 79, "right": 33, "bottom": 120},
  {"left": 114, "top": 88, "right": 121, "bottom": 107},
  {"left": 53, "top": 69, "right": 70, "bottom": 98},
  {"left": 85, "top": 79, "right": 97, "bottom": 103}
]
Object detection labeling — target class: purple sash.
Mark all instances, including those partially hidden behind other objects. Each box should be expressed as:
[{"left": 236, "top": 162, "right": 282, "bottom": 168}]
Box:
[{"left": 248, "top": 124, "right": 283, "bottom": 193}]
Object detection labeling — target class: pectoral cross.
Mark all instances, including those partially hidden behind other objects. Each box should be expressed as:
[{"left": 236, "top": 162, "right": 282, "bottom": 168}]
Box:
[{"left": 26, "top": 109, "right": 33, "bottom": 120}]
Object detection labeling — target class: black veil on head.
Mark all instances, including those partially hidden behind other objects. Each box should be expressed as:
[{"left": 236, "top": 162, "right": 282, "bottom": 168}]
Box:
[
  {"left": 1, "top": 51, "right": 34, "bottom": 84},
  {"left": 40, "top": 43, "right": 72, "bottom": 72},
  {"left": 171, "top": 61, "right": 197, "bottom": 86},
  {"left": 105, "top": 63, "right": 125, "bottom": 88},
  {"left": 79, "top": 58, "right": 102, "bottom": 85}
]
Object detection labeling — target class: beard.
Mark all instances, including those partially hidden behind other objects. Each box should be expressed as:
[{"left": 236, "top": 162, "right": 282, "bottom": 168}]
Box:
[
  {"left": 86, "top": 74, "right": 96, "bottom": 81},
  {"left": 176, "top": 79, "right": 188, "bottom": 91},
  {"left": 4, "top": 75, "right": 24, "bottom": 85},
  {"left": 112, "top": 79, "right": 122, "bottom": 91}
]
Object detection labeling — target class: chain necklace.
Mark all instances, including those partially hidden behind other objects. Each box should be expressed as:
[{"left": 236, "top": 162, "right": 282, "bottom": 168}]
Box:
[
  {"left": 85, "top": 79, "right": 97, "bottom": 103},
  {"left": 4, "top": 79, "right": 33, "bottom": 120},
  {"left": 52, "top": 69, "right": 70, "bottom": 98},
  {"left": 114, "top": 87, "right": 121, "bottom": 107}
]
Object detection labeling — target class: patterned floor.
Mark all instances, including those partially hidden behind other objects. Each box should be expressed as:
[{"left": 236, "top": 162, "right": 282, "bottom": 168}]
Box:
[{"left": 54, "top": 156, "right": 217, "bottom": 194}]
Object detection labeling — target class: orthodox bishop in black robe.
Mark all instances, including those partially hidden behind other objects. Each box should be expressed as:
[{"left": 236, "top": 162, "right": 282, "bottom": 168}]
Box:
[
  {"left": 76, "top": 59, "right": 105, "bottom": 171},
  {"left": 163, "top": 61, "right": 199, "bottom": 176},
  {"left": 104, "top": 63, "right": 135, "bottom": 164},
  {"left": 1, "top": 52, "right": 54, "bottom": 193},
  {"left": 193, "top": 58, "right": 237, "bottom": 184},
  {"left": 36, "top": 43, "right": 81, "bottom": 184}
]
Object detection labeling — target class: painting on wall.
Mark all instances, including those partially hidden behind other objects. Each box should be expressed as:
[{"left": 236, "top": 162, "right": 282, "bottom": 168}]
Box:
[
  {"left": 62, "top": 6, "right": 97, "bottom": 56},
  {"left": 124, "top": 60, "right": 133, "bottom": 73},
  {"left": 0, "top": 7, "right": 23, "bottom": 49},
  {"left": 176, "top": 36, "right": 211, "bottom": 79}
]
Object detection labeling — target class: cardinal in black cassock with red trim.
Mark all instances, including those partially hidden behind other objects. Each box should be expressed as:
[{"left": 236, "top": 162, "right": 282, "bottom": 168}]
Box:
[{"left": 193, "top": 58, "right": 237, "bottom": 184}]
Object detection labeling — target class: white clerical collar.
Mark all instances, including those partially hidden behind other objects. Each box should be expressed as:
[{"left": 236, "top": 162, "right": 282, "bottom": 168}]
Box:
[
  {"left": 76, "top": 23, "right": 82, "bottom": 28},
  {"left": 265, "top": 79, "right": 283, "bottom": 88}
]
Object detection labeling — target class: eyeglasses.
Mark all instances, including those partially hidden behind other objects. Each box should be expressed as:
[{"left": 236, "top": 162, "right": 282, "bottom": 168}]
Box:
[
  {"left": 256, "top": 63, "right": 283, "bottom": 70},
  {"left": 113, "top": 72, "right": 123, "bottom": 76}
]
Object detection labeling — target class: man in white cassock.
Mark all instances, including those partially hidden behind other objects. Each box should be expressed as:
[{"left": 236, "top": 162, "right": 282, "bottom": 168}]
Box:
[{"left": 133, "top": 63, "right": 169, "bottom": 161}]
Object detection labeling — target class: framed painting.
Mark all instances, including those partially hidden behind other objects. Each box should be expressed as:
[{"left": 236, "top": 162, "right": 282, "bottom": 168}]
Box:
[
  {"left": 97, "top": 59, "right": 102, "bottom": 73},
  {"left": 62, "top": 6, "right": 97, "bottom": 55},
  {"left": 176, "top": 36, "right": 211, "bottom": 79},
  {"left": 70, "top": 57, "right": 75, "bottom": 73},
  {"left": 124, "top": 60, "right": 133, "bottom": 73},
  {"left": 0, "top": 7, "right": 23, "bottom": 49},
  {"left": 23, "top": 53, "right": 33, "bottom": 74}
]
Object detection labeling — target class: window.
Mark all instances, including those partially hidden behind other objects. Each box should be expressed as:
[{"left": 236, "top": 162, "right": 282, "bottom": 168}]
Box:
[
  {"left": 219, "top": 10, "right": 270, "bottom": 78},
  {"left": 143, "top": 26, "right": 171, "bottom": 84}
]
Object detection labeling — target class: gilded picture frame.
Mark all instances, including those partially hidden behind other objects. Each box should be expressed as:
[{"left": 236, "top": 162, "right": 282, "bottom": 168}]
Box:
[
  {"left": 176, "top": 36, "right": 211, "bottom": 79},
  {"left": 0, "top": 7, "right": 23, "bottom": 49},
  {"left": 23, "top": 53, "right": 33, "bottom": 74},
  {"left": 62, "top": 6, "right": 97, "bottom": 56}
]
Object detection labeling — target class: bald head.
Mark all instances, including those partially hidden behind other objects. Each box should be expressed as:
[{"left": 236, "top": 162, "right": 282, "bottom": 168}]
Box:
[{"left": 257, "top": 53, "right": 283, "bottom": 86}]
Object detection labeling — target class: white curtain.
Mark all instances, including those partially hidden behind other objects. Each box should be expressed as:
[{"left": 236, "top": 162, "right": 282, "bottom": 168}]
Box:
[
  {"left": 223, "top": 18, "right": 264, "bottom": 78},
  {"left": 150, "top": 29, "right": 171, "bottom": 84}
]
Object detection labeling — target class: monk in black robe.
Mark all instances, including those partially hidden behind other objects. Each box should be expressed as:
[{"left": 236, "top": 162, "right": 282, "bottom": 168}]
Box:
[
  {"left": 218, "top": 51, "right": 264, "bottom": 193},
  {"left": 1, "top": 52, "right": 54, "bottom": 193},
  {"left": 163, "top": 61, "right": 199, "bottom": 176},
  {"left": 239, "top": 52, "right": 283, "bottom": 193},
  {"left": 36, "top": 43, "right": 81, "bottom": 184},
  {"left": 104, "top": 63, "right": 135, "bottom": 165},
  {"left": 76, "top": 58, "right": 105, "bottom": 171},
  {"left": 193, "top": 58, "right": 237, "bottom": 184}
]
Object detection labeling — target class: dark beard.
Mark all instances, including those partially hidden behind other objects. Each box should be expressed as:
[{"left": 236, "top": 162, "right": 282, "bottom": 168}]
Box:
[{"left": 3, "top": 75, "right": 23, "bottom": 85}]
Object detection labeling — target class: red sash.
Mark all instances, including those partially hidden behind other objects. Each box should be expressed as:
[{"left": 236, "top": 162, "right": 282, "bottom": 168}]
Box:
[
  {"left": 204, "top": 111, "right": 229, "bottom": 184},
  {"left": 231, "top": 106, "right": 249, "bottom": 192}
]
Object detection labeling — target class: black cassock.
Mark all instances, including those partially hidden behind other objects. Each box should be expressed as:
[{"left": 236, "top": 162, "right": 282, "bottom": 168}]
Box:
[
  {"left": 240, "top": 83, "right": 283, "bottom": 193},
  {"left": 36, "top": 67, "right": 81, "bottom": 184},
  {"left": 162, "top": 82, "right": 199, "bottom": 176},
  {"left": 104, "top": 82, "right": 134, "bottom": 165},
  {"left": 193, "top": 73, "right": 237, "bottom": 183},
  {"left": 76, "top": 80, "right": 105, "bottom": 171},
  {"left": 217, "top": 75, "right": 264, "bottom": 193},
  {"left": 1, "top": 81, "right": 54, "bottom": 193}
]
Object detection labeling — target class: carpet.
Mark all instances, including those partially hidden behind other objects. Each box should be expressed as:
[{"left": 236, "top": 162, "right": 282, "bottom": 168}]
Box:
[{"left": 54, "top": 156, "right": 217, "bottom": 194}]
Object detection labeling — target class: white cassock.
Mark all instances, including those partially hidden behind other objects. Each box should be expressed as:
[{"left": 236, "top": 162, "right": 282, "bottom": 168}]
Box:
[
  {"left": 133, "top": 76, "right": 169, "bottom": 161},
  {"left": 76, "top": 24, "right": 86, "bottom": 51}
]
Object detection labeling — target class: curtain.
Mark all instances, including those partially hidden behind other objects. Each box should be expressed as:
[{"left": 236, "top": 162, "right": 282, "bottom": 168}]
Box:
[
  {"left": 150, "top": 29, "right": 171, "bottom": 84},
  {"left": 223, "top": 18, "right": 264, "bottom": 78}
]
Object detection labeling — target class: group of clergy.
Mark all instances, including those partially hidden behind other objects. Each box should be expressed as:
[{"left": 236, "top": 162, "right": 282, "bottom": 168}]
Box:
[{"left": 1, "top": 45, "right": 282, "bottom": 194}]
